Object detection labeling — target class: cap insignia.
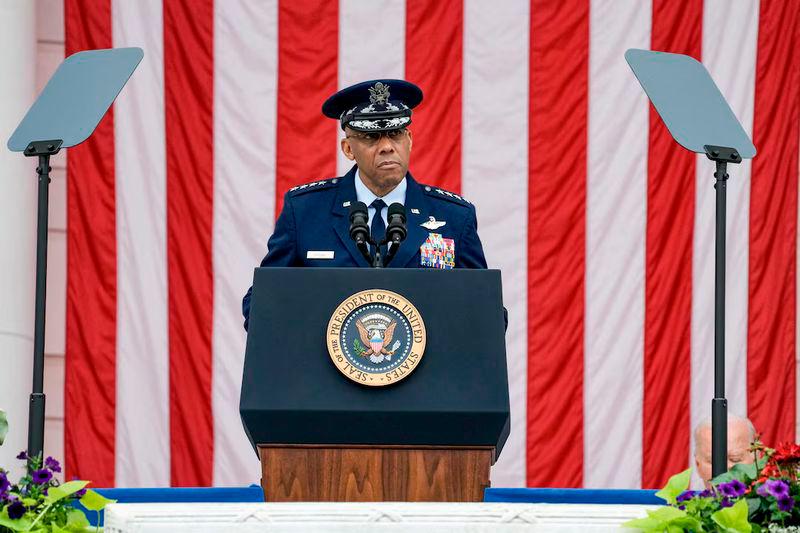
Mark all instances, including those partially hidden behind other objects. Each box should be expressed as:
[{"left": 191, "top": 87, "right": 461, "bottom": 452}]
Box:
[{"left": 368, "top": 82, "right": 391, "bottom": 105}]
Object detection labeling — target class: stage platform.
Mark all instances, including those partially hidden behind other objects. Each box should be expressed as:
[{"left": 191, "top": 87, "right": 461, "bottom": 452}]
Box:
[
  {"left": 102, "top": 501, "right": 657, "bottom": 532},
  {"left": 79, "top": 486, "right": 662, "bottom": 530}
]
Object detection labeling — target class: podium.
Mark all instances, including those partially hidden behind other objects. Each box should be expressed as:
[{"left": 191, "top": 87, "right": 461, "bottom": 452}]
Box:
[{"left": 240, "top": 267, "right": 510, "bottom": 502}]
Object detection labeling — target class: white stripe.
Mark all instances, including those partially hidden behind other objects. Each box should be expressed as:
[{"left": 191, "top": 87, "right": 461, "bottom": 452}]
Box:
[
  {"left": 462, "top": 0, "right": 529, "bottom": 488},
  {"left": 112, "top": 0, "right": 170, "bottom": 487},
  {"left": 690, "top": 0, "right": 758, "bottom": 487},
  {"left": 0, "top": 0, "right": 35, "bottom": 473},
  {"left": 583, "top": 0, "right": 651, "bottom": 489},
  {"left": 336, "top": 0, "right": 406, "bottom": 176},
  {"left": 212, "top": 0, "right": 278, "bottom": 486}
]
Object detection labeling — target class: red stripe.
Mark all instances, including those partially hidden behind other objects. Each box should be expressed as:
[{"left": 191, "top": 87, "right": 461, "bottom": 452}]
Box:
[
  {"left": 526, "top": 0, "right": 588, "bottom": 488},
  {"left": 64, "top": 0, "right": 116, "bottom": 487},
  {"left": 275, "top": 0, "right": 338, "bottom": 213},
  {"left": 642, "top": 0, "right": 702, "bottom": 489},
  {"left": 747, "top": 0, "right": 800, "bottom": 448},
  {"left": 164, "top": 0, "right": 215, "bottom": 486},
  {"left": 405, "top": 0, "right": 462, "bottom": 193}
]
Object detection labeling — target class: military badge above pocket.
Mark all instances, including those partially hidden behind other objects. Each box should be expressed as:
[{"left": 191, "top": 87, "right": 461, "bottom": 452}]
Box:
[{"left": 420, "top": 232, "right": 455, "bottom": 269}]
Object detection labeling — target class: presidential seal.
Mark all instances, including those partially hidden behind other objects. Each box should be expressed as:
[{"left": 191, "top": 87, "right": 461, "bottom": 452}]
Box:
[{"left": 327, "top": 289, "right": 426, "bottom": 386}]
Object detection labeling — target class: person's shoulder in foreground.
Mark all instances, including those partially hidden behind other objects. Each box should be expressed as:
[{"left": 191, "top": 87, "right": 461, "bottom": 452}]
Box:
[{"left": 242, "top": 79, "right": 488, "bottom": 330}]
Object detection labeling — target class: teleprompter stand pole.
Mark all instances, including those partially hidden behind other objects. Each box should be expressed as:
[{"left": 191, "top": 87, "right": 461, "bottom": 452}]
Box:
[
  {"left": 7, "top": 47, "right": 143, "bottom": 469},
  {"left": 705, "top": 144, "right": 741, "bottom": 478},
  {"left": 625, "top": 48, "right": 757, "bottom": 479},
  {"left": 24, "top": 139, "right": 63, "bottom": 463}
]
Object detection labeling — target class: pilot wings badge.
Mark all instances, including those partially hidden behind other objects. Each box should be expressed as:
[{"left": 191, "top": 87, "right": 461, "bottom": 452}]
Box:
[{"left": 421, "top": 216, "right": 446, "bottom": 230}]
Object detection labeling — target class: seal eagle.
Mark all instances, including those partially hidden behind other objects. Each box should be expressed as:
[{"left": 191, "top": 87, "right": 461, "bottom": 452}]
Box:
[{"left": 356, "top": 320, "right": 397, "bottom": 359}]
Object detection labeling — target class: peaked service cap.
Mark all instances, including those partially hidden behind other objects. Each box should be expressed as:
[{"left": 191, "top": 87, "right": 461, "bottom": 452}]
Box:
[{"left": 322, "top": 79, "right": 423, "bottom": 132}]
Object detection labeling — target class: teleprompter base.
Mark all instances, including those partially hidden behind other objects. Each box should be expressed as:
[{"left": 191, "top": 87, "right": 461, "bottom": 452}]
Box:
[{"left": 258, "top": 444, "right": 494, "bottom": 502}]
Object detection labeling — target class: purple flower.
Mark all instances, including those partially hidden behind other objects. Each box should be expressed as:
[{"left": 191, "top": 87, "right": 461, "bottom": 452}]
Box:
[
  {"left": 699, "top": 489, "right": 715, "bottom": 498},
  {"left": 720, "top": 497, "right": 733, "bottom": 508},
  {"left": 74, "top": 488, "right": 87, "bottom": 498},
  {"left": 15, "top": 451, "right": 27, "bottom": 461},
  {"left": 777, "top": 495, "right": 795, "bottom": 513},
  {"left": 7, "top": 501, "right": 25, "bottom": 519},
  {"left": 31, "top": 469, "right": 52, "bottom": 484},
  {"left": 676, "top": 490, "right": 697, "bottom": 503},
  {"left": 757, "top": 484, "right": 770, "bottom": 497},
  {"left": 0, "top": 472, "right": 9, "bottom": 493},
  {"left": 44, "top": 457, "right": 61, "bottom": 473},
  {"left": 766, "top": 479, "right": 790, "bottom": 499},
  {"left": 718, "top": 480, "right": 747, "bottom": 498}
]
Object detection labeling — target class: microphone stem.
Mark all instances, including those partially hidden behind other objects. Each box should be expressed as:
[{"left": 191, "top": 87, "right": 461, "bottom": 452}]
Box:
[
  {"left": 356, "top": 241, "right": 372, "bottom": 265},
  {"left": 383, "top": 238, "right": 402, "bottom": 267}
]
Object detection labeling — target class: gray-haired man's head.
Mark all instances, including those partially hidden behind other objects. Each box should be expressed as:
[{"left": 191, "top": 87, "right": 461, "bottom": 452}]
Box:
[{"left": 693, "top": 414, "right": 756, "bottom": 488}]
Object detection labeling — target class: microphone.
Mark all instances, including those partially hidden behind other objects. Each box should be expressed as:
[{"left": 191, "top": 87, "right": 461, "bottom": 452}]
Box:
[
  {"left": 348, "top": 201, "right": 370, "bottom": 245},
  {"left": 386, "top": 203, "right": 407, "bottom": 245},
  {"left": 382, "top": 203, "right": 406, "bottom": 268}
]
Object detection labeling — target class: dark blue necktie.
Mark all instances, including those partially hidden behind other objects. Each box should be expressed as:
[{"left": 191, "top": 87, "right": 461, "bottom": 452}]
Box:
[{"left": 370, "top": 198, "right": 387, "bottom": 256}]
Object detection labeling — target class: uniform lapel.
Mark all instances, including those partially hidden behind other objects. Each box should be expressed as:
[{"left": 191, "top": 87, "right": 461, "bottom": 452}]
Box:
[
  {"left": 332, "top": 166, "right": 371, "bottom": 267},
  {"left": 390, "top": 173, "right": 429, "bottom": 268}
]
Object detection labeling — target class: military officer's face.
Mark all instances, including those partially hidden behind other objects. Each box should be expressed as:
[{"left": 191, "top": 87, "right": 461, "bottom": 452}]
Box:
[{"left": 341, "top": 127, "right": 412, "bottom": 195}]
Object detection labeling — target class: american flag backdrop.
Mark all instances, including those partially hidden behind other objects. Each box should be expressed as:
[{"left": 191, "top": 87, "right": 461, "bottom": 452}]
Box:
[{"left": 63, "top": 0, "right": 800, "bottom": 490}]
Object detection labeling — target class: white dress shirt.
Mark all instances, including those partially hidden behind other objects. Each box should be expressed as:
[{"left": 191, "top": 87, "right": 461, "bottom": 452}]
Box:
[{"left": 354, "top": 169, "right": 407, "bottom": 227}]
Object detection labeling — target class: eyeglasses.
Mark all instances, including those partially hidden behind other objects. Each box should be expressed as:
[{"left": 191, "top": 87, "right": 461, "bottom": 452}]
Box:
[{"left": 346, "top": 128, "right": 408, "bottom": 145}]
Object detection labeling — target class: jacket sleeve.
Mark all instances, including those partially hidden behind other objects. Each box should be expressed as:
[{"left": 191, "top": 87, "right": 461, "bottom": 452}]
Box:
[
  {"left": 456, "top": 203, "right": 488, "bottom": 269},
  {"left": 242, "top": 192, "right": 299, "bottom": 330}
]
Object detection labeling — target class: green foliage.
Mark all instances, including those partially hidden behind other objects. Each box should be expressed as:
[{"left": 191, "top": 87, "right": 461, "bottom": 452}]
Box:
[
  {"left": 79, "top": 489, "right": 114, "bottom": 512},
  {"left": 711, "top": 458, "right": 766, "bottom": 486},
  {"left": 623, "top": 505, "right": 702, "bottom": 532},
  {"left": 712, "top": 499, "right": 752, "bottom": 533},
  {"left": 0, "top": 411, "right": 7, "bottom": 446},
  {"left": 353, "top": 338, "right": 367, "bottom": 356},
  {"left": 745, "top": 497, "right": 762, "bottom": 517},
  {"left": 0, "top": 508, "right": 32, "bottom": 532},
  {"left": 45, "top": 481, "right": 88, "bottom": 505},
  {"left": 656, "top": 469, "right": 691, "bottom": 505},
  {"left": 682, "top": 492, "right": 720, "bottom": 526},
  {"left": 624, "top": 467, "right": 757, "bottom": 532},
  {"left": 623, "top": 443, "right": 800, "bottom": 533},
  {"left": 65, "top": 509, "right": 91, "bottom": 530},
  {"left": 0, "top": 453, "right": 111, "bottom": 532}
]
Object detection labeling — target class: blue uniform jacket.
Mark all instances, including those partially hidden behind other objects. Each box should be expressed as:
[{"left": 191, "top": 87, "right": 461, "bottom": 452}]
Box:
[{"left": 242, "top": 166, "right": 488, "bottom": 330}]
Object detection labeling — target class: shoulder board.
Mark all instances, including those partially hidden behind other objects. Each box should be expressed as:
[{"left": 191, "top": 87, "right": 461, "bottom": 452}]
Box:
[
  {"left": 287, "top": 178, "right": 338, "bottom": 196},
  {"left": 421, "top": 184, "right": 472, "bottom": 206}
]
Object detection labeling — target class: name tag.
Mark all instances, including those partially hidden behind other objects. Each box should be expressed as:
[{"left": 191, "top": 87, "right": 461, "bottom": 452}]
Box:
[{"left": 307, "top": 250, "right": 334, "bottom": 260}]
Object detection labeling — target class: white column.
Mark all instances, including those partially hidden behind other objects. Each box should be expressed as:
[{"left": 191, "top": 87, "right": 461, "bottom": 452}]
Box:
[{"left": 0, "top": 0, "right": 37, "bottom": 468}]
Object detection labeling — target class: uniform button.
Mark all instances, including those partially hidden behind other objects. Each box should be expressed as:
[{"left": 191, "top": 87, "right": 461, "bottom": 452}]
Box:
[
  {"left": 424, "top": 186, "right": 431, "bottom": 191},
  {"left": 332, "top": 178, "right": 338, "bottom": 184}
]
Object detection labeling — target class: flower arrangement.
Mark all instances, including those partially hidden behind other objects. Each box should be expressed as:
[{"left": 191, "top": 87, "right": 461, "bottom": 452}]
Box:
[
  {"left": 0, "top": 409, "right": 113, "bottom": 532},
  {"left": 624, "top": 441, "right": 800, "bottom": 532},
  {"left": 0, "top": 451, "right": 113, "bottom": 532}
]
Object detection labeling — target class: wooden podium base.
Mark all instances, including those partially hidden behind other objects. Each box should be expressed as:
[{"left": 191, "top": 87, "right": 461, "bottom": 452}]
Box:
[{"left": 258, "top": 445, "right": 494, "bottom": 502}]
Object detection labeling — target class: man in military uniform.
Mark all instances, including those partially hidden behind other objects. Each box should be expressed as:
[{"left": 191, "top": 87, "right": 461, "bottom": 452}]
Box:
[{"left": 242, "top": 79, "right": 488, "bottom": 330}]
